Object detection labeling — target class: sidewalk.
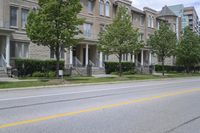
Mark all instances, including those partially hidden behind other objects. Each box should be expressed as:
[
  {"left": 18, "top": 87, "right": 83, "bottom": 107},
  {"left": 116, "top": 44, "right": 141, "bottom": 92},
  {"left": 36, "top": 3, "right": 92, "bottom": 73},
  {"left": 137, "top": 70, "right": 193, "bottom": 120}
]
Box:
[{"left": 0, "top": 77, "right": 37, "bottom": 82}]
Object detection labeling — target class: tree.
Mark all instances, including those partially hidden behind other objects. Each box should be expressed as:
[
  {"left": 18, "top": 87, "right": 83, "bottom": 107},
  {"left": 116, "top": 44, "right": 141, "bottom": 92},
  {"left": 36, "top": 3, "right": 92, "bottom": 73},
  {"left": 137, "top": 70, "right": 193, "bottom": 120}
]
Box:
[
  {"left": 98, "top": 6, "right": 142, "bottom": 76},
  {"left": 176, "top": 27, "right": 200, "bottom": 73},
  {"left": 148, "top": 22, "right": 177, "bottom": 76},
  {"left": 26, "top": 0, "right": 84, "bottom": 77}
]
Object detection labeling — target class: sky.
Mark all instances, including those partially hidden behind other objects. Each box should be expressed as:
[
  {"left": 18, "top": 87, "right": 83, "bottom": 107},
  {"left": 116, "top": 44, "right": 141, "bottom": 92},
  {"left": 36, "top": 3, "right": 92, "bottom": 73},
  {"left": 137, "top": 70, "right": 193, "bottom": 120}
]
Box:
[{"left": 131, "top": 0, "right": 200, "bottom": 17}]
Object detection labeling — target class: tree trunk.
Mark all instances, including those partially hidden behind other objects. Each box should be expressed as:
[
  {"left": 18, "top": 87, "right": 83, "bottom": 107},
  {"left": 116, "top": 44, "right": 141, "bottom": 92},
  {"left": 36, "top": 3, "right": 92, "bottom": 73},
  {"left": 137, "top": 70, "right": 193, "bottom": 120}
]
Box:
[
  {"left": 162, "top": 57, "right": 165, "bottom": 76},
  {"left": 55, "top": 45, "right": 60, "bottom": 78},
  {"left": 119, "top": 54, "right": 122, "bottom": 77}
]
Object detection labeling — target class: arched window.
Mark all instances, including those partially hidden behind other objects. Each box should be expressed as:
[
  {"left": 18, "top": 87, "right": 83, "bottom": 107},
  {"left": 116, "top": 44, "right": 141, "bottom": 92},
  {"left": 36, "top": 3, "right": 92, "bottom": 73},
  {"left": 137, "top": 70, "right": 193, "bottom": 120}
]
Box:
[
  {"left": 148, "top": 15, "right": 151, "bottom": 27},
  {"left": 99, "top": 0, "right": 104, "bottom": 16},
  {"left": 151, "top": 16, "right": 154, "bottom": 28},
  {"left": 105, "top": 1, "right": 110, "bottom": 17}
]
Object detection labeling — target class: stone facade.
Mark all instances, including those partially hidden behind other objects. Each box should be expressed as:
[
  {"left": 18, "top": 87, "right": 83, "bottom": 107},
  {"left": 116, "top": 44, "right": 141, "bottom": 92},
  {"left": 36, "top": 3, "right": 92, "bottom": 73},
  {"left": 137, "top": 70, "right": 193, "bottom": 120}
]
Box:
[{"left": 1, "top": 0, "right": 199, "bottom": 74}]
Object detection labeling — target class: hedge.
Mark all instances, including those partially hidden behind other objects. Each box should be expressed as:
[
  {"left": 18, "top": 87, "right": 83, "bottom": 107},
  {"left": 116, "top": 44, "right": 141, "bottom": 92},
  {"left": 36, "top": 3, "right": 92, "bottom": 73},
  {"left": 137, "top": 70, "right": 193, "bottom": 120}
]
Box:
[
  {"left": 14, "top": 59, "right": 64, "bottom": 76},
  {"left": 104, "top": 62, "right": 135, "bottom": 74},
  {"left": 155, "top": 65, "right": 200, "bottom": 72}
]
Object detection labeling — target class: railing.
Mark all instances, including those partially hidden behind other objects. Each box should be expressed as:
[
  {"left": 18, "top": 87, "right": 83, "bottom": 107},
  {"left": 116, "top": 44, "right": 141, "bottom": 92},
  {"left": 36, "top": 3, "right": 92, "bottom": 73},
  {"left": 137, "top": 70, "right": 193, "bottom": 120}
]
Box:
[
  {"left": 73, "top": 57, "right": 83, "bottom": 67},
  {"left": 89, "top": 60, "right": 95, "bottom": 67},
  {"left": 1, "top": 54, "right": 7, "bottom": 72}
]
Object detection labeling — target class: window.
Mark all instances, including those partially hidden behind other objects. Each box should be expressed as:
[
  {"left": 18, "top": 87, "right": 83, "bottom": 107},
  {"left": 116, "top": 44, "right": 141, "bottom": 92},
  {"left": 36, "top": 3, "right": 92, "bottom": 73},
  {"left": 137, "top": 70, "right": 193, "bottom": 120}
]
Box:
[
  {"left": 139, "top": 33, "right": 144, "bottom": 41},
  {"left": 87, "top": 0, "right": 93, "bottom": 13},
  {"left": 157, "top": 21, "right": 160, "bottom": 29},
  {"left": 50, "top": 47, "right": 54, "bottom": 58},
  {"left": 10, "top": 6, "right": 18, "bottom": 27},
  {"left": 100, "top": 24, "right": 105, "bottom": 32},
  {"left": 14, "top": 42, "right": 29, "bottom": 58},
  {"left": 151, "top": 17, "right": 154, "bottom": 28},
  {"left": 103, "top": 54, "right": 109, "bottom": 61},
  {"left": 21, "top": 9, "right": 29, "bottom": 29},
  {"left": 148, "top": 15, "right": 151, "bottom": 27},
  {"left": 83, "top": 23, "right": 92, "bottom": 37},
  {"left": 122, "top": 54, "right": 128, "bottom": 61},
  {"left": 173, "top": 24, "right": 176, "bottom": 32},
  {"left": 99, "top": 0, "right": 104, "bottom": 16},
  {"left": 60, "top": 45, "right": 65, "bottom": 59},
  {"left": 105, "top": 1, "right": 110, "bottom": 17},
  {"left": 140, "top": 16, "right": 144, "bottom": 26}
]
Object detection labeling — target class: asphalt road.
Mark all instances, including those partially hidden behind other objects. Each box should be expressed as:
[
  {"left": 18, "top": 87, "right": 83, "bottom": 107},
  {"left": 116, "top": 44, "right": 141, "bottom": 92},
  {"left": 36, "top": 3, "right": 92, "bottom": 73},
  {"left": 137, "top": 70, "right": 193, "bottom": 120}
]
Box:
[{"left": 0, "top": 77, "right": 200, "bottom": 133}]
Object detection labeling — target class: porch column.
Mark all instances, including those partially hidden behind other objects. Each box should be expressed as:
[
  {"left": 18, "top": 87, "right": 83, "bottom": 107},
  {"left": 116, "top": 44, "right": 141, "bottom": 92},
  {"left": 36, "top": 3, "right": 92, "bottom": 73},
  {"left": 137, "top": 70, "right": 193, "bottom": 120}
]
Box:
[
  {"left": 69, "top": 47, "right": 73, "bottom": 65},
  {"left": 149, "top": 51, "right": 152, "bottom": 65},
  {"left": 99, "top": 52, "right": 103, "bottom": 67},
  {"left": 6, "top": 35, "right": 10, "bottom": 67},
  {"left": 85, "top": 44, "right": 88, "bottom": 66},
  {"left": 141, "top": 50, "right": 144, "bottom": 66},
  {"left": 132, "top": 54, "right": 135, "bottom": 63}
]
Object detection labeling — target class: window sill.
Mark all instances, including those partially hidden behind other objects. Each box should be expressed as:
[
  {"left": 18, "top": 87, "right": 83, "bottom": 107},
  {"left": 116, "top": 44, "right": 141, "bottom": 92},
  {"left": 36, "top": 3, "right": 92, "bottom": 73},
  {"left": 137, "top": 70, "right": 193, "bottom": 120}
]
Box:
[
  {"left": 105, "top": 15, "right": 111, "bottom": 18},
  {"left": 88, "top": 12, "right": 93, "bottom": 15},
  {"left": 10, "top": 26, "right": 18, "bottom": 29}
]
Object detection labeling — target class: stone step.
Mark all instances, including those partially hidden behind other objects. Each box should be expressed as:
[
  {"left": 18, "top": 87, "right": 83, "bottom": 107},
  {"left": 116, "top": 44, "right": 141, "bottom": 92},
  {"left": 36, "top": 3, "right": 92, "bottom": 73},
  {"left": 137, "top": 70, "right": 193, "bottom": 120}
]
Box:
[
  {"left": 72, "top": 67, "right": 105, "bottom": 76},
  {"left": 0, "top": 68, "right": 8, "bottom": 77}
]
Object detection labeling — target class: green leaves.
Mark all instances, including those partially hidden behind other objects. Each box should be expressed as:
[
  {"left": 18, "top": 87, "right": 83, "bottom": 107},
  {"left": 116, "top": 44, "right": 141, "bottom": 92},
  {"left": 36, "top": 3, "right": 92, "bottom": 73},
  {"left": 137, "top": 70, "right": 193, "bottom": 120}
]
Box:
[
  {"left": 26, "top": 0, "right": 84, "bottom": 48},
  {"left": 176, "top": 27, "right": 200, "bottom": 71},
  {"left": 26, "top": 0, "right": 84, "bottom": 77},
  {"left": 98, "top": 6, "right": 142, "bottom": 56},
  {"left": 148, "top": 22, "right": 177, "bottom": 58},
  {"left": 148, "top": 22, "right": 177, "bottom": 76}
]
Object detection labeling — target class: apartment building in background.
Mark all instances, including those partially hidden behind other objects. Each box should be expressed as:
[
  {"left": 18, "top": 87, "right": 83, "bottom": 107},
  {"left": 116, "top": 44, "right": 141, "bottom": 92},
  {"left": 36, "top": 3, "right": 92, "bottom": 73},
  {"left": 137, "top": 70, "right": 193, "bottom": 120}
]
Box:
[
  {"left": 169, "top": 4, "right": 200, "bottom": 36},
  {"left": 0, "top": 0, "right": 199, "bottom": 76}
]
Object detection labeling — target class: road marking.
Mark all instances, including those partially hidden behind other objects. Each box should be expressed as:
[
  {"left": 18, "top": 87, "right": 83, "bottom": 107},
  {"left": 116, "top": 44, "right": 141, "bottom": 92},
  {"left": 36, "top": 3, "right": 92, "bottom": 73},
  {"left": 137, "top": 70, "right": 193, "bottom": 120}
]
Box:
[
  {"left": 0, "top": 79, "right": 198, "bottom": 102},
  {"left": 0, "top": 88, "right": 200, "bottom": 129}
]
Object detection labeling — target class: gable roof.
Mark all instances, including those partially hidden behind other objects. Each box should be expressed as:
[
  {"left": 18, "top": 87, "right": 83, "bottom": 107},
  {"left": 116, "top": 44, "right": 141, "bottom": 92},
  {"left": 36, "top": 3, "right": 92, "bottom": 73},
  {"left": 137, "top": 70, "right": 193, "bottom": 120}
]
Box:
[{"left": 158, "top": 5, "right": 177, "bottom": 17}]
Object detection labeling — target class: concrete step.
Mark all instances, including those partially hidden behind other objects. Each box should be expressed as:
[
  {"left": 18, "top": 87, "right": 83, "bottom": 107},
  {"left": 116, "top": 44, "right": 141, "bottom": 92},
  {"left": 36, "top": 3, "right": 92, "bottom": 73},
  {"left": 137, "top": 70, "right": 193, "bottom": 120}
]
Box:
[
  {"left": 72, "top": 67, "right": 105, "bottom": 76},
  {"left": 0, "top": 68, "right": 8, "bottom": 77}
]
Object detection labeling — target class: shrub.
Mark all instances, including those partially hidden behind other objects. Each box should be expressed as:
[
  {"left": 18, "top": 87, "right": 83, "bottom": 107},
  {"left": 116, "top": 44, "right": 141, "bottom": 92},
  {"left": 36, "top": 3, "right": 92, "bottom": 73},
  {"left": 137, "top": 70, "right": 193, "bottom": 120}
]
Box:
[
  {"left": 154, "top": 65, "right": 199, "bottom": 73},
  {"left": 104, "top": 62, "right": 135, "bottom": 74},
  {"left": 32, "top": 72, "right": 46, "bottom": 77},
  {"left": 14, "top": 59, "right": 64, "bottom": 76},
  {"left": 47, "top": 71, "right": 56, "bottom": 78}
]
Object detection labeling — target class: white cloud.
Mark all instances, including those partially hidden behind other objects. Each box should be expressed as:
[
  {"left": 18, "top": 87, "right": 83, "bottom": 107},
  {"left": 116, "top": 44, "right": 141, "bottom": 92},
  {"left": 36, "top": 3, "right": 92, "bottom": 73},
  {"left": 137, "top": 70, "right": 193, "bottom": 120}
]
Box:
[{"left": 131, "top": 0, "right": 200, "bottom": 17}]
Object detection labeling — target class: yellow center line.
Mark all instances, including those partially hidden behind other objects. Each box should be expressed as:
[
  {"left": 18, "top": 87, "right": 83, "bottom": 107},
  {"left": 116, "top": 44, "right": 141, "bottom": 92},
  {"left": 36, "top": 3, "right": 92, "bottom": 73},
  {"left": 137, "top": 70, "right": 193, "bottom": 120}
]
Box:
[{"left": 0, "top": 88, "right": 200, "bottom": 129}]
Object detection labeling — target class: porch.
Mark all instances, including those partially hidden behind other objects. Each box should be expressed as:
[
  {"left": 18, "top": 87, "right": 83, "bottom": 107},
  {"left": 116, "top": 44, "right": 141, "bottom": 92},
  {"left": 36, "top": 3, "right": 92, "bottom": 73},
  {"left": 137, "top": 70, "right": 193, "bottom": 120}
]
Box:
[
  {"left": 135, "top": 49, "right": 153, "bottom": 74},
  {"left": 68, "top": 44, "right": 104, "bottom": 68}
]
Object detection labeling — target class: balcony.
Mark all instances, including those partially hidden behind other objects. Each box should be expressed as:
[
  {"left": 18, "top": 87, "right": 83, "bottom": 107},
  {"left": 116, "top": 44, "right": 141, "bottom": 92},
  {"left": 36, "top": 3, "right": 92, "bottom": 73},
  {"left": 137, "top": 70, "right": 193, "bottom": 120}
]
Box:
[{"left": 75, "top": 32, "right": 99, "bottom": 42}]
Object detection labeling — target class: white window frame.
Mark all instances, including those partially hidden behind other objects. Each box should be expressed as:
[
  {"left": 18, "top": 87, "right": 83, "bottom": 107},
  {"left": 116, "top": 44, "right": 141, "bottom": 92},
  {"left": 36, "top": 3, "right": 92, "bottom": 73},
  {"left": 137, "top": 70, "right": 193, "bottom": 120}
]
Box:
[
  {"left": 10, "top": 6, "right": 18, "bottom": 28},
  {"left": 105, "top": 1, "right": 110, "bottom": 17},
  {"left": 15, "top": 42, "right": 29, "bottom": 58},
  {"left": 83, "top": 23, "right": 92, "bottom": 37},
  {"left": 99, "top": 0, "right": 104, "bottom": 16},
  {"left": 151, "top": 16, "right": 154, "bottom": 28},
  {"left": 21, "top": 8, "right": 29, "bottom": 29},
  {"left": 87, "top": 0, "right": 93, "bottom": 13},
  {"left": 140, "top": 15, "right": 144, "bottom": 26},
  {"left": 148, "top": 15, "right": 151, "bottom": 27}
]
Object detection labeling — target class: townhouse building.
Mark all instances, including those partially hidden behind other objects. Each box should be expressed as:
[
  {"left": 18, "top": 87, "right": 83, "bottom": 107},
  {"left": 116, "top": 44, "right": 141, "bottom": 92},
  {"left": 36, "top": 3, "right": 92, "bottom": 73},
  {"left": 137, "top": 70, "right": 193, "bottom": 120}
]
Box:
[{"left": 0, "top": 0, "right": 186, "bottom": 76}]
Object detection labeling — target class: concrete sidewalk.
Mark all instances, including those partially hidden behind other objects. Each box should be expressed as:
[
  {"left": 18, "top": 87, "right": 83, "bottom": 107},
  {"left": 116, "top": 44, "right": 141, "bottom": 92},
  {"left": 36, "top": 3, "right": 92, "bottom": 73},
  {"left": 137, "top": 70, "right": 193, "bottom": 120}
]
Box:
[{"left": 0, "top": 77, "right": 37, "bottom": 82}]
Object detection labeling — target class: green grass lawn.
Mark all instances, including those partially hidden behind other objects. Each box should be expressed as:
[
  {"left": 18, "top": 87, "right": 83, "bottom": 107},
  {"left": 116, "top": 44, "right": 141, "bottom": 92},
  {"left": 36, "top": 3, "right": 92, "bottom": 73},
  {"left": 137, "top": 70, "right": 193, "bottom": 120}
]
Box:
[
  {"left": 1, "top": 73, "right": 200, "bottom": 89},
  {"left": 0, "top": 80, "right": 61, "bottom": 89}
]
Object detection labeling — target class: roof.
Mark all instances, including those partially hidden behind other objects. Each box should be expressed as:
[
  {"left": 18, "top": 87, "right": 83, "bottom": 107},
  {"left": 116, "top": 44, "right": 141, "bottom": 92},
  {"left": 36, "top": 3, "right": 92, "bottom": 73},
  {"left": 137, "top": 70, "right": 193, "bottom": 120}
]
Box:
[
  {"left": 131, "top": 6, "right": 145, "bottom": 14},
  {"left": 158, "top": 6, "right": 177, "bottom": 17}
]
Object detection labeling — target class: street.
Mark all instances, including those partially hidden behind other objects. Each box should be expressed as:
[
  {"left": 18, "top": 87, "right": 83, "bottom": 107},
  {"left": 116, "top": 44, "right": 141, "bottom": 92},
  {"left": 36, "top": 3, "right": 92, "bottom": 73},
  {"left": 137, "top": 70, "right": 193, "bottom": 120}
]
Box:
[{"left": 0, "top": 77, "right": 200, "bottom": 133}]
